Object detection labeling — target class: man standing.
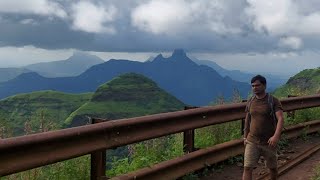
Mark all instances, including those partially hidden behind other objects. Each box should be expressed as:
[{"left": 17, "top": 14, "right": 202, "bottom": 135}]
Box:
[{"left": 242, "top": 75, "right": 284, "bottom": 180}]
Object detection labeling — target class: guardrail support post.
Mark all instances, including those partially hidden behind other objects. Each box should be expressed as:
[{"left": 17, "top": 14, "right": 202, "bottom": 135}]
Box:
[
  {"left": 183, "top": 106, "right": 198, "bottom": 153},
  {"left": 91, "top": 118, "right": 107, "bottom": 180},
  {"left": 287, "top": 95, "right": 297, "bottom": 119},
  {"left": 241, "top": 119, "right": 245, "bottom": 135},
  {"left": 241, "top": 100, "right": 248, "bottom": 135},
  {"left": 183, "top": 129, "right": 195, "bottom": 153}
]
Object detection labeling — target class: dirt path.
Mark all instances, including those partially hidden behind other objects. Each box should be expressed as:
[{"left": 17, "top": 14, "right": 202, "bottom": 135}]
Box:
[
  {"left": 200, "top": 134, "right": 320, "bottom": 180},
  {"left": 279, "top": 136, "right": 320, "bottom": 180}
]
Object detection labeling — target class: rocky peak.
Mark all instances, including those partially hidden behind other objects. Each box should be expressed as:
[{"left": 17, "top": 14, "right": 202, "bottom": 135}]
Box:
[{"left": 171, "top": 49, "right": 187, "bottom": 58}]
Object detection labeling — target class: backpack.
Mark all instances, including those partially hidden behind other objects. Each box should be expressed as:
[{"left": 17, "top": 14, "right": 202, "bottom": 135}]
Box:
[{"left": 245, "top": 93, "right": 278, "bottom": 127}]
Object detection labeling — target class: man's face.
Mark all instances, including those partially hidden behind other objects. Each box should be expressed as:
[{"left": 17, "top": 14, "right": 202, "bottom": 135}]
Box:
[{"left": 251, "top": 80, "right": 266, "bottom": 95}]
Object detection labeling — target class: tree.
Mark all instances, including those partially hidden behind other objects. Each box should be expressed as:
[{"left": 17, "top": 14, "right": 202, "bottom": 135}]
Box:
[{"left": 232, "top": 88, "right": 242, "bottom": 103}]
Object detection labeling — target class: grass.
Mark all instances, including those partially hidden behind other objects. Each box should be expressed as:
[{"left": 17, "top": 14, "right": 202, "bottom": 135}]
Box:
[
  {"left": 0, "top": 90, "right": 92, "bottom": 136},
  {"left": 284, "top": 107, "right": 320, "bottom": 126},
  {"left": 311, "top": 163, "right": 320, "bottom": 180},
  {"left": 106, "top": 134, "right": 184, "bottom": 177},
  {"left": 195, "top": 120, "right": 242, "bottom": 148},
  {"left": 273, "top": 67, "right": 320, "bottom": 98},
  {"left": 2, "top": 156, "right": 90, "bottom": 180}
]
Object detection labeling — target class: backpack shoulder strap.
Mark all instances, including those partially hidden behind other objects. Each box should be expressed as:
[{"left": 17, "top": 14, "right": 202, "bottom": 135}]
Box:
[
  {"left": 268, "top": 93, "right": 274, "bottom": 111},
  {"left": 245, "top": 95, "right": 255, "bottom": 114},
  {"left": 268, "top": 93, "right": 278, "bottom": 124}
]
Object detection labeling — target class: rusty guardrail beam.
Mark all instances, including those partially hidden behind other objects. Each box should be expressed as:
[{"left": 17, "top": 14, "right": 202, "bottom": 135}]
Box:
[
  {"left": 281, "top": 94, "right": 320, "bottom": 111},
  {"left": 1, "top": 94, "right": 320, "bottom": 176},
  {"left": 282, "top": 120, "right": 320, "bottom": 139},
  {"left": 111, "top": 119, "right": 320, "bottom": 180}
]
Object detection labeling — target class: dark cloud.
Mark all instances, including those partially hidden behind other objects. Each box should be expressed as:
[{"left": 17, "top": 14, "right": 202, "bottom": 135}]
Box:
[
  {"left": 0, "top": 14, "right": 279, "bottom": 53},
  {"left": 0, "top": 16, "right": 94, "bottom": 49},
  {"left": 0, "top": 0, "right": 319, "bottom": 54}
]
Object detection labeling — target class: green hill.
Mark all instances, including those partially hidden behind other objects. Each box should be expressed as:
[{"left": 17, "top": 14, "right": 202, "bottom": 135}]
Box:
[
  {"left": 273, "top": 67, "right": 320, "bottom": 97},
  {"left": 0, "top": 90, "right": 92, "bottom": 136},
  {"left": 0, "top": 73, "right": 185, "bottom": 137},
  {"left": 66, "top": 73, "right": 185, "bottom": 127}
]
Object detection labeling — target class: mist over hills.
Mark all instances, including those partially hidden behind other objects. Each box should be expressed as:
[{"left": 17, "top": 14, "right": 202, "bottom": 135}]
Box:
[
  {"left": 0, "top": 68, "right": 31, "bottom": 83},
  {"left": 192, "top": 59, "right": 287, "bottom": 91},
  {"left": 25, "top": 51, "right": 104, "bottom": 77},
  {"left": 0, "top": 49, "right": 250, "bottom": 106},
  {"left": 0, "top": 51, "right": 104, "bottom": 82}
]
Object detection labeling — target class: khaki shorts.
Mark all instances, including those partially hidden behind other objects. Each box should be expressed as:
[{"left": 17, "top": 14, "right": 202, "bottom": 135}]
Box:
[{"left": 244, "top": 140, "right": 277, "bottom": 169}]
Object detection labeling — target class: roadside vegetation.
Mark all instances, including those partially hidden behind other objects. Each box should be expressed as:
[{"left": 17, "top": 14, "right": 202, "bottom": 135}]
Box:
[{"left": 311, "top": 163, "right": 320, "bottom": 180}]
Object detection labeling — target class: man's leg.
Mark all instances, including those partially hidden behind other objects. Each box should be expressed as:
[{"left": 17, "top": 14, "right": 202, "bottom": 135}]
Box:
[
  {"left": 243, "top": 141, "right": 260, "bottom": 180},
  {"left": 269, "top": 168, "right": 278, "bottom": 180},
  {"left": 262, "top": 145, "right": 278, "bottom": 180},
  {"left": 242, "top": 167, "right": 253, "bottom": 180}
]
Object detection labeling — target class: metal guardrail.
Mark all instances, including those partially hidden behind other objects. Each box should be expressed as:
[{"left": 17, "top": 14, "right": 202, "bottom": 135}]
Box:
[
  {"left": 112, "top": 120, "right": 320, "bottom": 180},
  {"left": 1, "top": 94, "right": 320, "bottom": 178}
]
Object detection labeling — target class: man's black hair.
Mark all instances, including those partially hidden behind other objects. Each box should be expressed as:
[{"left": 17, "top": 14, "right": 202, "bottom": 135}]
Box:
[{"left": 251, "top": 75, "right": 266, "bottom": 85}]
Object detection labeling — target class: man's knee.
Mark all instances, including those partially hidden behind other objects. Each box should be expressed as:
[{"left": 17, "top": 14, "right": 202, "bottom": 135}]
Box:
[
  {"left": 244, "top": 167, "right": 254, "bottom": 171},
  {"left": 243, "top": 167, "right": 254, "bottom": 180},
  {"left": 269, "top": 168, "right": 278, "bottom": 180},
  {"left": 269, "top": 168, "right": 277, "bottom": 173}
]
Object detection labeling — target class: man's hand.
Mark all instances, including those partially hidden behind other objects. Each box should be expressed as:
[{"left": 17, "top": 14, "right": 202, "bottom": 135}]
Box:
[
  {"left": 269, "top": 110, "right": 284, "bottom": 148},
  {"left": 268, "top": 135, "right": 280, "bottom": 147},
  {"left": 243, "top": 138, "right": 247, "bottom": 146}
]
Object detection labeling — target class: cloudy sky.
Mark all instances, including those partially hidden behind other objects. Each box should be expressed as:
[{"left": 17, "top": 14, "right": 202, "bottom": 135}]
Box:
[{"left": 0, "top": 0, "right": 319, "bottom": 77}]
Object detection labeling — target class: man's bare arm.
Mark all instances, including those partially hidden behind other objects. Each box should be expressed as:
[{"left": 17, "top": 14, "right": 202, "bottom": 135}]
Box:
[
  {"left": 268, "top": 110, "right": 284, "bottom": 147},
  {"left": 243, "top": 113, "right": 250, "bottom": 145}
]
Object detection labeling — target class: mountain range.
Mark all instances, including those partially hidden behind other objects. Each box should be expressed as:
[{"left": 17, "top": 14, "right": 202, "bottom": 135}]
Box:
[
  {"left": 0, "top": 49, "right": 251, "bottom": 106},
  {"left": 25, "top": 51, "right": 104, "bottom": 77},
  {"left": 0, "top": 68, "right": 31, "bottom": 83},
  {"left": 0, "top": 50, "right": 289, "bottom": 91},
  {"left": 0, "top": 51, "right": 104, "bottom": 83},
  {"left": 192, "top": 59, "right": 287, "bottom": 91}
]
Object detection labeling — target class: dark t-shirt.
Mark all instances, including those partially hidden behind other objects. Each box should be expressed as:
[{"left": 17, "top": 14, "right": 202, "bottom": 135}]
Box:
[{"left": 247, "top": 94, "right": 283, "bottom": 144}]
